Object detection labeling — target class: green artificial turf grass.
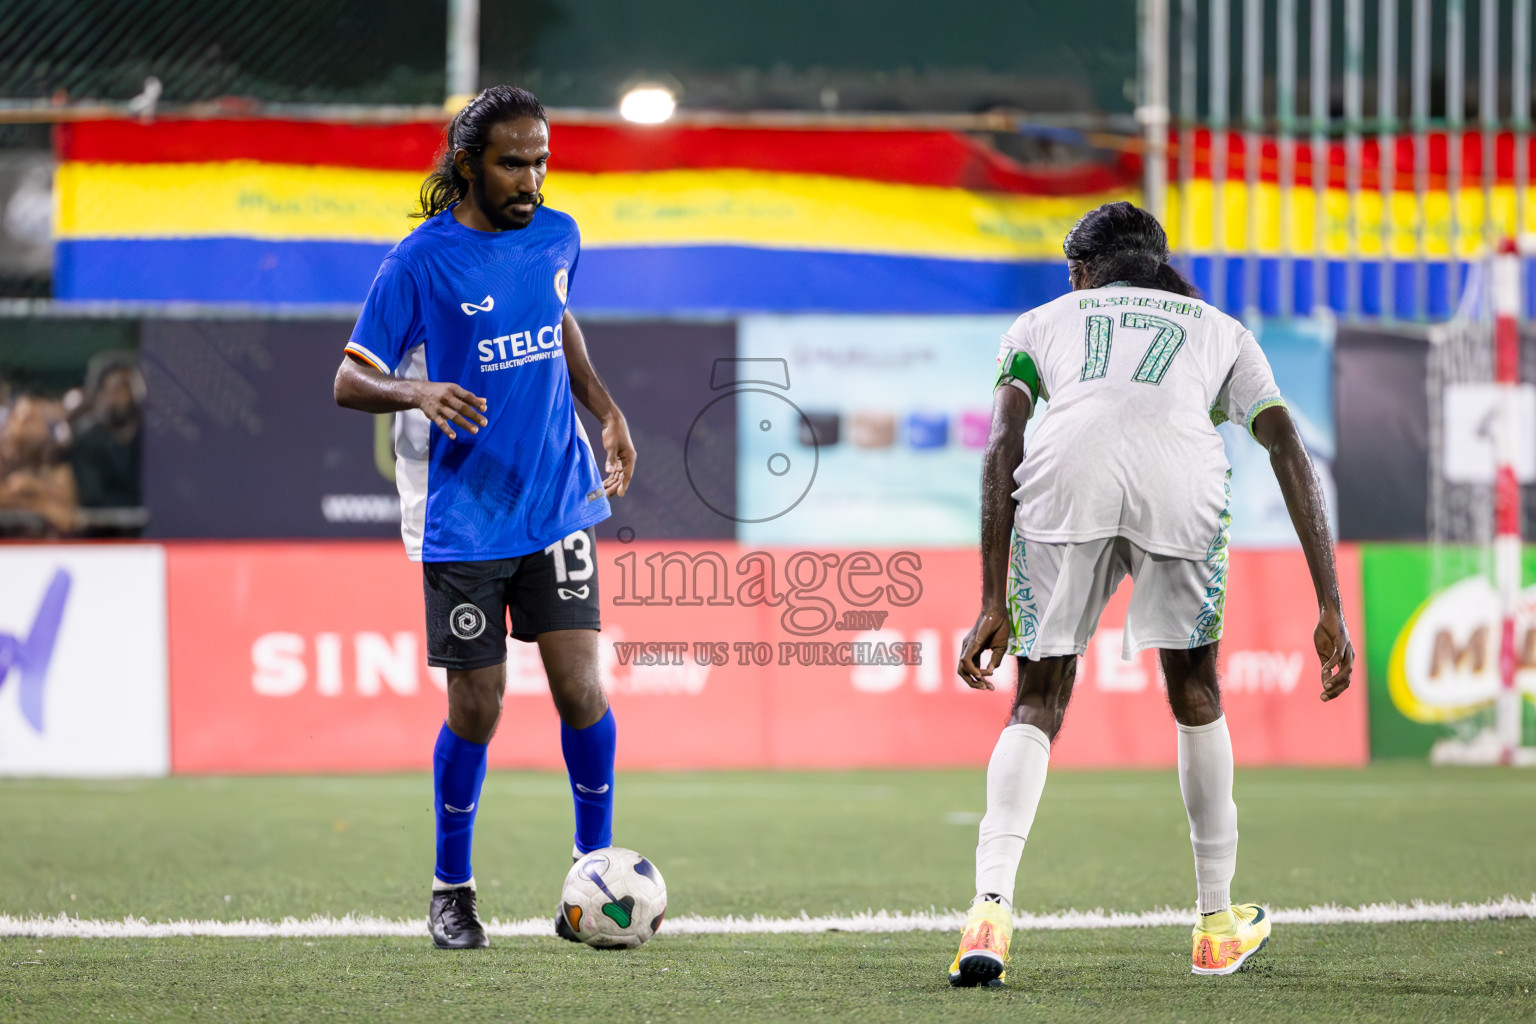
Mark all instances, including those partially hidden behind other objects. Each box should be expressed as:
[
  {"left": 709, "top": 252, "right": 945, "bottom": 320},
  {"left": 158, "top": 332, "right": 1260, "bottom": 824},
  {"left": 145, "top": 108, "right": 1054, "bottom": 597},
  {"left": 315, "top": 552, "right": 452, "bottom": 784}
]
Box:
[
  {"left": 2, "top": 764, "right": 1533, "bottom": 1021},
  {"left": 1, "top": 764, "right": 1531, "bottom": 923},
  {"left": 3, "top": 923, "right": 1534, "bottom": 1023}
]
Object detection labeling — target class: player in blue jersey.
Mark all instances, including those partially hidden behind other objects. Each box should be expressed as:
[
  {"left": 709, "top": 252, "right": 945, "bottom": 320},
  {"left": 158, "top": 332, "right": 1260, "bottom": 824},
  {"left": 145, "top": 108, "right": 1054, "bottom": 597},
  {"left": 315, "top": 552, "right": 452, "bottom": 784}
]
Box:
[{"left": 334, "top": 86, "right": 637, "bottom": 949}]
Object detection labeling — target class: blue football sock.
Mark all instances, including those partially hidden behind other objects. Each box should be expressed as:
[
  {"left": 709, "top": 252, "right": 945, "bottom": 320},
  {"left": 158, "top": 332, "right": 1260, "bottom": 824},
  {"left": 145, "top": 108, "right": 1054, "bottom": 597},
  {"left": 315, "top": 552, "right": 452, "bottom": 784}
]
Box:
[
  {"left": 433, "top": 722, "right": 488, "bottom": 886},
  {"left": 561, "top": 707, "right": 616, "bottom": 853}
]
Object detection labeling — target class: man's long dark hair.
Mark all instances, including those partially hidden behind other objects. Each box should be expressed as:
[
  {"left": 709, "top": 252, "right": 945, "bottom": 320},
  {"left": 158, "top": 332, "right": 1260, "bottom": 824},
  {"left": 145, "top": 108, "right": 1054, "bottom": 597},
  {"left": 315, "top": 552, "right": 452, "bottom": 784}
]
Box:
[
  {"left": 416, "top": 85, "right": 549, "bottom": 219},
  {"left": 1062, "top": 201, "right": 1201, "bottom": 298}
]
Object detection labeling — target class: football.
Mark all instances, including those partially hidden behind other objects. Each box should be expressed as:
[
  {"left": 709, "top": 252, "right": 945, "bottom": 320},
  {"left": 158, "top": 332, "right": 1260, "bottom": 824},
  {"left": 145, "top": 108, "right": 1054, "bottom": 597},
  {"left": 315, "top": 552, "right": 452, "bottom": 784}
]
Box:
[{"left": 559, "top": 848, "right": 668, "bottom": 949}]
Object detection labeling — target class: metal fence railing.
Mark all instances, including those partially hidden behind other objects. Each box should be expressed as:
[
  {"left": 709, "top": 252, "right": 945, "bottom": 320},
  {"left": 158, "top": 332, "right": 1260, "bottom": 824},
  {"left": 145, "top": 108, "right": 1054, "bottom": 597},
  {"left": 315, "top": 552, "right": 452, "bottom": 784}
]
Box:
[
  {"left": 0, "top": 0, "right": 446, "bottom": 105},
  {"left": 1141, "top": 0, "right": 1536, "bottom": 322}
]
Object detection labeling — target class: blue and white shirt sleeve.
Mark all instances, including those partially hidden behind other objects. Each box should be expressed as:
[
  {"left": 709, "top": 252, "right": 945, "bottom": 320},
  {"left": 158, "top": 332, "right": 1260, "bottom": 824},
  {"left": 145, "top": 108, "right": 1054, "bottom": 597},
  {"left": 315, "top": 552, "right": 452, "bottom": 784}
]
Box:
[
  {"left": 1213, "top": 331, "right": 1287, "bottom": 438},
  {"left": 345, "top": 256, "right": 426, "bottom": 375}
]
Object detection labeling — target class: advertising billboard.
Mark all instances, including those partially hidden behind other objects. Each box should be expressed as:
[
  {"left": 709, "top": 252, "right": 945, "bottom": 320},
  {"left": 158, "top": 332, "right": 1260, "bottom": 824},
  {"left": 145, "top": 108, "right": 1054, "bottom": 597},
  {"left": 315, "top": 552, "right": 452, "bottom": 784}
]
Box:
[
  {"left": 136, "top": 313, "right": 1338, "bottom": 550},
  {"left": 1216, "top": 316, "right": 1338, "bottom": 544},
  {"left": 735, "top": 314, "right": 1338, "bottom": 549},
  {"left": 166, "top": 541, "right": 1365, "bottom": 773},
  {"left": 0, "top": 546, "right": 168, "bottom": 776},
  {"left": 141, "top": 318, "right": 400, "bottom": 540},
  {"left": 1362, "top": 543, "right": 1536, "bottom": 758},
  {"left": 141, "top": 318, "right": 736, "bottom": 542},
  {"left": 735, "top": 315, "right": 1007, "bottom": 546}
]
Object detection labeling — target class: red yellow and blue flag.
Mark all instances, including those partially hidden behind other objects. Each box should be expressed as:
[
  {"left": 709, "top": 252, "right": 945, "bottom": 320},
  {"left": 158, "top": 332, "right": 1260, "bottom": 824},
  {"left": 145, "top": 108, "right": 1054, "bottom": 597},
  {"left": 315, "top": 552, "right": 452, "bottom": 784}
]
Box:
[{"left": 53, "top": 118, "right": 1138, "bottom": 312}]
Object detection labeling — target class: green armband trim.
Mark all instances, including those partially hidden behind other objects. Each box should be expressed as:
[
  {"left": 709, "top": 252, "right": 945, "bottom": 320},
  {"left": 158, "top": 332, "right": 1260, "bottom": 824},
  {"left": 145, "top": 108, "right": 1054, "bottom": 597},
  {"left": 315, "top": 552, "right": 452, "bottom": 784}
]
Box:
[
  {"left": 995, "top": 350, "right": 1041, "bottom": 400},
  {"left": 1245, "top": 397, "right": 1288, "bottom": 439},
  {"left": 1209, "top": 403, "right": 1230, "bottom": 428}
]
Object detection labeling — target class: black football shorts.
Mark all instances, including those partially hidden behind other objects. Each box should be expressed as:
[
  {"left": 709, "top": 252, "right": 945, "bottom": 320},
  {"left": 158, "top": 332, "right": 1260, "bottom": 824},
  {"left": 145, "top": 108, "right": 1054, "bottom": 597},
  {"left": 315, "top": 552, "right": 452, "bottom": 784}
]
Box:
[{"left": 423, "top": 527, "right": 601, "bottom": 670}]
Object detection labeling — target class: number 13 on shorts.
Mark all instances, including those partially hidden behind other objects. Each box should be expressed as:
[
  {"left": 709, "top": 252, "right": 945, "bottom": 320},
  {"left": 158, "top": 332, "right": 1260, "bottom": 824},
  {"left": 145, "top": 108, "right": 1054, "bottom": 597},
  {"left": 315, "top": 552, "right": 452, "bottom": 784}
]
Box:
[{"left": 544, "top": 530, "right": 595, "bottom": 584}]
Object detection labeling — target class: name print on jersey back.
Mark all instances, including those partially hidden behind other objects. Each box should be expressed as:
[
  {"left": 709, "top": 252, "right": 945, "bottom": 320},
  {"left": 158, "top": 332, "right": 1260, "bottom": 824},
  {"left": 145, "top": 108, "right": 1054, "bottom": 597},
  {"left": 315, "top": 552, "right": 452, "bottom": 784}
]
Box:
[{"left": 1076, "top": 293, "right": 1205, "bottom": 316}]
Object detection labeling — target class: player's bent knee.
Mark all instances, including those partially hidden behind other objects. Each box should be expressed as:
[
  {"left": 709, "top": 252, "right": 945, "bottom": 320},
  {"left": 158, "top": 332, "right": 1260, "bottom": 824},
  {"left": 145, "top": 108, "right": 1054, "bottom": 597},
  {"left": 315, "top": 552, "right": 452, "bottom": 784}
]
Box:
[
  {"left": 1160, "top": 646, "right": 1222, "bottom": 726},
  {"left": 537, "top": 629, "right": 606, "bottom": 728},
  {"left": 1164, "top": 682, "right": 1222, "bottom": 726},
  {"left": 548, "top": 675, "right": 607, "bottom": 729},
  {"left": 445, "top": 667, "right": 505, "bottom": 740},
  {"left": 1006, "top": 655, "right": 1076, "bottom": 738}
]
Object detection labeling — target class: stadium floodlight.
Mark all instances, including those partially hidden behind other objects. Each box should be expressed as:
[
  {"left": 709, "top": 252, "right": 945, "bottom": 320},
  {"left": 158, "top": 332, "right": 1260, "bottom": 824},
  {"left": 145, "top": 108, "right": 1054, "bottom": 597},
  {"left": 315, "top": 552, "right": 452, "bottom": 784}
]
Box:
[{"left": 619, "top": 85, "right": 676, "bottom": 124}]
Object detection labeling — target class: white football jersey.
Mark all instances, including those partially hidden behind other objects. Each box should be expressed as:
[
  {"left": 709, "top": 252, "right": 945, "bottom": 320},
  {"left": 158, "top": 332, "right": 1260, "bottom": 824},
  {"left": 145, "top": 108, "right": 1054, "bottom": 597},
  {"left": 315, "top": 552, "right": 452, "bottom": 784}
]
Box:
[{"left": 996, "top": 284, "right": 1285, "bottom": 559}]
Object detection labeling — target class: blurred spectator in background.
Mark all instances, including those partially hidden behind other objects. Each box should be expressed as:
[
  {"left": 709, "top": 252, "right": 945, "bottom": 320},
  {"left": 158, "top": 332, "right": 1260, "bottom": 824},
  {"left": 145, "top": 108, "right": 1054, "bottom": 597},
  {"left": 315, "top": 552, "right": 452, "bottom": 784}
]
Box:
[
  {"left": 0, "top": 393, "right": 77, "bottom": 536},
  {"left": 68, "top": 351, "right": 143, "bottom": 515},
  {"left": 0, "top": 352, "right": 146, "bottom": 539}
]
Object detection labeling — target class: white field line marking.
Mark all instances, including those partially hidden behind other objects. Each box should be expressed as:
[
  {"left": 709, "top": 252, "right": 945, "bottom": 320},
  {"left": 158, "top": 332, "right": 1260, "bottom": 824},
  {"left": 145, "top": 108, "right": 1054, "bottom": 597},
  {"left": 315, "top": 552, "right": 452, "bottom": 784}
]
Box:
[{"left": 2, "top": 896, "right": 1534, "bottom": 939}]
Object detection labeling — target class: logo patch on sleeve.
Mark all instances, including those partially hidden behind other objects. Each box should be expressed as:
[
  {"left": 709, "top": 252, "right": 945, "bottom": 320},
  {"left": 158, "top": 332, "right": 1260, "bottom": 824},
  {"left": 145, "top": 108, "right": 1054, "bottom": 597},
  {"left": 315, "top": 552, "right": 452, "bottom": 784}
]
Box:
[{"left": 554, "top": 268, "right": 569, "bottom": 303}]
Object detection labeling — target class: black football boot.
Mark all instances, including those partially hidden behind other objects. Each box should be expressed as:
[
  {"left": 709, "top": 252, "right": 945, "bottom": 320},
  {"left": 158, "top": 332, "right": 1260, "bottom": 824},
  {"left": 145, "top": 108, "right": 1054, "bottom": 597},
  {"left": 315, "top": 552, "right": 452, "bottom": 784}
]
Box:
[
  {"left": 554, "top": 846, "right": 584, "bottom": 942},
  {"left": 430, "top": 886, "right": 489, "bottom": 949},
  {"left": 554, "top": 903, "right": 584, "bottom": 942}
]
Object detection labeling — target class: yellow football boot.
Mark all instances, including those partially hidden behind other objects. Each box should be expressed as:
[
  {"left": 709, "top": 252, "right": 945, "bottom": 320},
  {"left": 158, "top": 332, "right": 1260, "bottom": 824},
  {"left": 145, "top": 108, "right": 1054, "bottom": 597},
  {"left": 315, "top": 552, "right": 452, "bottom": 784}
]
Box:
[
  {"left": 1190, "top": 902, "right": 1270, "bottom": 975},
  {"left": 948, "top": 898, "right": 1012, "bottom": 987}
]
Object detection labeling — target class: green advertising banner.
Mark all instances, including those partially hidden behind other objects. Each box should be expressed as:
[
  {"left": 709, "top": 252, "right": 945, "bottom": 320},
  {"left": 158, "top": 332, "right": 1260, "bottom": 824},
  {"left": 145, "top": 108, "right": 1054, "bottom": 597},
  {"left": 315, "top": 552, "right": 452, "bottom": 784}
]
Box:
[{"left": 1362, "top": 544, "right": 1536, "bottom": 759}]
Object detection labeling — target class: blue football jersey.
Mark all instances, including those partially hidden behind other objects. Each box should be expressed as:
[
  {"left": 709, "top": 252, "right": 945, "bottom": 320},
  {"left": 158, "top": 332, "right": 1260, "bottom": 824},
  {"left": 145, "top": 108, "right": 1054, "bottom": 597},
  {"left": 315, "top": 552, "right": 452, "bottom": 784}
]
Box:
[{"left": 345, "top": 205, "right": 610, "bottom": 562}]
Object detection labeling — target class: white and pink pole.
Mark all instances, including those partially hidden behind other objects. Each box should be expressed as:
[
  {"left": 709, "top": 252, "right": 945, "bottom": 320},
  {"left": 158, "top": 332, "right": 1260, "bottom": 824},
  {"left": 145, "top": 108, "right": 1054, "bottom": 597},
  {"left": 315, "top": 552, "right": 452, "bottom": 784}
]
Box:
[{"left": 1491, "top": 238, "right": 1525, "bottom": 764}]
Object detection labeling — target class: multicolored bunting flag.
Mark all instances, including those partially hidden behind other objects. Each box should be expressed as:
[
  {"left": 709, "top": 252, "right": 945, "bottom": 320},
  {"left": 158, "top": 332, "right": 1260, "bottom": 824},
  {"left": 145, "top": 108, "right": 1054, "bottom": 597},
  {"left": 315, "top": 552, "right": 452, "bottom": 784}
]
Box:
[
  {"left": 1165, "top": 128, "right": 1536, "bottom": 318},
  {"left": 53, "top": 118, "right": 1138, "bottom": 312}
]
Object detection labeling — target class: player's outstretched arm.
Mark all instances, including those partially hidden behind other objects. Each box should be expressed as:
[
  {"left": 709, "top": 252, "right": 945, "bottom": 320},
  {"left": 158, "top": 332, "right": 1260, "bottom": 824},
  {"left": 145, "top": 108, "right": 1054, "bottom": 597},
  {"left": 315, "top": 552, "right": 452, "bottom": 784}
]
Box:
[
  {"left": 560, "top": 310, "right": 636, "bottom": 497},
  {"left": 1251, "top": 404, "right": 1355, "bottom": 701},
  {"left": 958, "top": 384, "right": 1032, "bottom": 690},
  {"left": 333, "top": 354, "right": 487, "bottom": 441}
]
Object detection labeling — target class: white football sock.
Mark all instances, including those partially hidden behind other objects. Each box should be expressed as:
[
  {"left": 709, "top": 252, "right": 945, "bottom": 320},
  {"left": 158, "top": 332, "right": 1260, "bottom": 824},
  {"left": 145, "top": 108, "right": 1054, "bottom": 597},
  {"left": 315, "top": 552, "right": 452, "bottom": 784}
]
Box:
[
  {"left": 433, "top": 876, "right": 475, "bottom": 891},
  {"left": 1177, "top": 716, "right": 1238, "bottom": 915},
  {"left": 974, "top": 723, "right": 1052, "bottom": 905}
]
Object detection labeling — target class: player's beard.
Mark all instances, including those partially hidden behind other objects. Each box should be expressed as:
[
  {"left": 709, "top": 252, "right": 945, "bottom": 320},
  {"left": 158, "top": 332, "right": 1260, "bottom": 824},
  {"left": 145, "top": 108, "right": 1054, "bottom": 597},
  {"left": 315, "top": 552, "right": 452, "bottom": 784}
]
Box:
[{"left": 470, "top": 177, "right": 542, "bottom": 231}]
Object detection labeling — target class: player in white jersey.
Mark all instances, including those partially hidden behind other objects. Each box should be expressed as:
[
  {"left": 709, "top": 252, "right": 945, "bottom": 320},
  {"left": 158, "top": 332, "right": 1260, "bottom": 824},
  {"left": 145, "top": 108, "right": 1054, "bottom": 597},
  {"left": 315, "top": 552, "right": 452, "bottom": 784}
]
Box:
[{"left": 947, "top": 202, "right": 1355, "bottom": 986}]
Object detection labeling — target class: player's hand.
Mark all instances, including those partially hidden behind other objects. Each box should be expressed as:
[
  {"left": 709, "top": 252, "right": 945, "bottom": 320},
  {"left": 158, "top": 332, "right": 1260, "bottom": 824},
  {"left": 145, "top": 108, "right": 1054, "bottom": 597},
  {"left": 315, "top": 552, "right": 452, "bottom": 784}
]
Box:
[
  {"left": 413, "top": 381, "right": 487, "bottom": 440},
  {"left": 601, "top": 414, "right": 636, "bottom": 497},
  {"left": 1314, "top": 604, "right": 1354, "bottom": 702},
  {"left": 958, "top": 606, "right": 1011, "bottom": 690}
]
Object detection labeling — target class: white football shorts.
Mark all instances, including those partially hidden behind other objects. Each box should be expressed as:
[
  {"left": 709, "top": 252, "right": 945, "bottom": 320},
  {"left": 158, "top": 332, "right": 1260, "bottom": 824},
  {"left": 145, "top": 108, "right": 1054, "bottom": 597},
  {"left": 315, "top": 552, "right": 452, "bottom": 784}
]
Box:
[{"left": 1005, "top": 533, "right": 1228, "bottom": 662}]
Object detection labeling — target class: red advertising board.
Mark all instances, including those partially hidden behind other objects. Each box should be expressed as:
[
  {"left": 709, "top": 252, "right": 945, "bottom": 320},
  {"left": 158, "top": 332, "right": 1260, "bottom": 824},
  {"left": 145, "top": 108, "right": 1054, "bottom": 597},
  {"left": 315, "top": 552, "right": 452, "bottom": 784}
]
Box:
[{"left": 166, "top": 542, "right": 1367, "bottom": 773}]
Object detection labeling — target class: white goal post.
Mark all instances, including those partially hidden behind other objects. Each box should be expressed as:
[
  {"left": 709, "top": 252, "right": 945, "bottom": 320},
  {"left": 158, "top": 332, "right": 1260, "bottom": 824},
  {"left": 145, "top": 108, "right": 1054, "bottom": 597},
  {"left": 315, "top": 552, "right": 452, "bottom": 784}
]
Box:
[{"left": 1429, "top": 240, "right": 1535, "bottom": 766}]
